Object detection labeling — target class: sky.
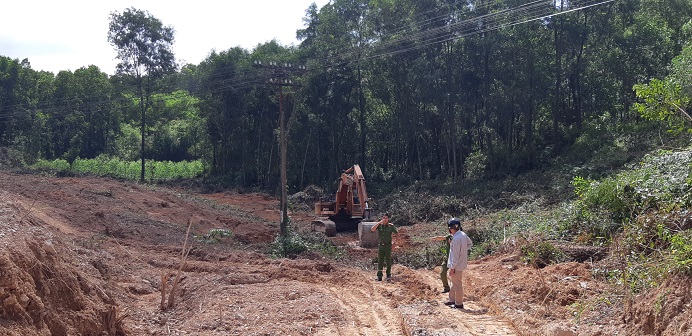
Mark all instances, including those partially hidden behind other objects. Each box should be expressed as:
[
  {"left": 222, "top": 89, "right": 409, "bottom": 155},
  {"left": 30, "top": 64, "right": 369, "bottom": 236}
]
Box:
[{"left": 0, "top": 0, "right": 329, "bottom": 75}]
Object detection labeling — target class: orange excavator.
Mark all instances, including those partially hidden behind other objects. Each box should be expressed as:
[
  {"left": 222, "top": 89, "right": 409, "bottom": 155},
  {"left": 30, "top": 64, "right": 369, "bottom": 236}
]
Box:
[{"left": 312, "top": 165, "right": 378, "bottom": 247}]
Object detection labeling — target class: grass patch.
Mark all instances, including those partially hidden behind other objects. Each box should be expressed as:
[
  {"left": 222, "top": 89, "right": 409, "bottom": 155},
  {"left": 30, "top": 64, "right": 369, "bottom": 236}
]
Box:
[{"left": 30, "top": 155, "right": 203, "bottom": 182}]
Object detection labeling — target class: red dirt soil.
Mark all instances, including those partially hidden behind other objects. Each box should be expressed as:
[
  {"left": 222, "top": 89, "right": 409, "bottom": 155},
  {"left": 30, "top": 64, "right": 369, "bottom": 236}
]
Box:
[{"left": 0, "top": 171, "right": 689, "bottom": 335}]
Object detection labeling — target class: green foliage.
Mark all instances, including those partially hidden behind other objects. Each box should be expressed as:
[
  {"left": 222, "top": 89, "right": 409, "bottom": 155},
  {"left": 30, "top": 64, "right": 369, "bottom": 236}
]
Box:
[
  {"left": 520, "top": 240, "right": 565, "bottom": 268},
  {"left": 113, "top": 123, "right": 141, "bottom": 161},
  {"left": 269, "top": 227, "right": 345, "bottom": 259},
  {"left": 634, "top": 79, "right": 691, "bottom": 135},
  {"left": 669, "top": 231, "right": 692, "bottom": 275},
  {"left": 145, "top": 159, "right": 204, "bottom": 182},
  {"left": 572, "top": 176, "right": 591, "bottom": 199},
  {"left": 148, "top": 90, "right": 207, "bottom": 162},
  {"left": 2, "top": 0, "right": 692, "bottom": 195},
  {"left": 563, "top": 148, "right": 692, "bottom": 293},
  {"left": 269, "top": 231, "right": 304, "bottom": 258},
  {"left": 108, "top": 7, "right": 176, "bottom": 77},
  {"left": 573, "top": 178, "right": 632, "bottom": 223},
  {"left": 470, "top": 201, "right": 579, "bottom": 256},
  {"left": 622, "top": 218, "right": 672, "bottom": 257},
  {"left": 569, "top": 148, "right": 692, "bottom": 244},
  {"left": 108, "top": 7, "right": 177, "bottom": 182},
  {"left": 394, "top": 243, "right": 448, "bottom": 270},
  {"left": 194, "top": 228, "right": 232, "bottom": 244},
  {"left": 464, "top": 151, "right": 488, "bottom": 181},
  {"left": 670, "top": 43, "right": 692, "bottom": 97},
  {"left": 0, "top": 147, "right": 24, "bottom": 168},
  {"left": 29, "top": 156, "right": 203, "bottom": 182},
  {"left": 634, "top": 39, "right": 692, "bottom": 135},
  {"left": 615, "top": 222, "right": 670, "bottom": 293},
  {"left": 45, "top": 66, "right": 117, "bottom": 161},
  {"left": 621, "top": 215, "right": 692, "bottom": 279},
  {"left": 559, "top": 114, "right": 656, "bottom": 182},
  {"left": 31, "top": 158, "right": 70, "bottom": 172}
]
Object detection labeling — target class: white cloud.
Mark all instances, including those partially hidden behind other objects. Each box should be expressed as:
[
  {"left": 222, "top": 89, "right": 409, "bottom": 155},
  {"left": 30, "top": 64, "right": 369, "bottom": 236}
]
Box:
[{"left": 0, "top": 0, "right": 327, "bottom": 74}]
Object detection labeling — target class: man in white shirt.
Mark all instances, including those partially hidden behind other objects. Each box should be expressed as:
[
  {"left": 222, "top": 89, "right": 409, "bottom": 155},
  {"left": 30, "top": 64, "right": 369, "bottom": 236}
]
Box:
[{"left": 444, "top": 217, "right": 473, "bottom": 309}]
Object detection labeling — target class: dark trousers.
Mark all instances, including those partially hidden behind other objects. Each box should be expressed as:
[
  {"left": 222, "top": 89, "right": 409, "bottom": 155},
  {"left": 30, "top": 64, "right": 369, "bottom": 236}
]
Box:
[
  {"left": 440, "top": 261, "right": 449, "bottom": 290},
  {"left": 377, "top": 244, "right": 392, "bottom": 278}
]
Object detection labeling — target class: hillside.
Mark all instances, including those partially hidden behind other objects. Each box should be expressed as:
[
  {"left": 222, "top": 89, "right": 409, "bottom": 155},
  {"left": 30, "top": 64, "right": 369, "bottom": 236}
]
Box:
[{"left": 0, "top": 164, "right": 689, "bottom": 335}]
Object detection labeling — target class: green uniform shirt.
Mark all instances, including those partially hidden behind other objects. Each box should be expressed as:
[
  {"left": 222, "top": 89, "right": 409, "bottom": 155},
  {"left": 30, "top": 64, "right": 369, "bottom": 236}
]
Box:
[
  {"left": 441, "top": 234, "right": 453, "bottom": 260},
  {"left": 377, "top": 224, "right": 398, "bottom": 245}
]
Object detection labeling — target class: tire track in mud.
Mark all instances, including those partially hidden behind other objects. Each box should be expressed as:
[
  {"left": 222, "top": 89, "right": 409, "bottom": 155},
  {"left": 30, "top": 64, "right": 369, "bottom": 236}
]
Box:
[
  {"left": 304, "top": 261, "right": 518, "bottom": 336},
  {"left": 312, "top": 264, "right": 516, "bottom": 336},
  {"left": 321, "top": 271, "right": 407, "bottom": 336},
  {"left": 403, "top": 265, "right": 517, "bottom": 335}
]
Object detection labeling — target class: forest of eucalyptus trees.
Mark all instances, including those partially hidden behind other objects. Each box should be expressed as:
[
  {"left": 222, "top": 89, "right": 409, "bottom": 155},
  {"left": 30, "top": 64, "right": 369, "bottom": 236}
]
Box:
[{"left": 0, "top": 0, "right": 691, "bottom": 193}]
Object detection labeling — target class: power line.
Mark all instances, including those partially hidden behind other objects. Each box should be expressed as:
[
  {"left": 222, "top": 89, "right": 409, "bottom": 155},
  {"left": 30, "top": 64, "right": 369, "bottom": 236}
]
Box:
[
  {"left": 0, "top": 0, "right": 609, "bottom": 117},
  {"left": 0, "top": 0, "right": 615, "bottom": 121}
]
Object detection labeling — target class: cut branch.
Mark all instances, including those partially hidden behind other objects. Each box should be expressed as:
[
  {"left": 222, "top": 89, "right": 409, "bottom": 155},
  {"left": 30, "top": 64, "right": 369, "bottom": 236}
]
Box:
[{"left": 166, "top": 217, "right": 194, "bottom": 309}]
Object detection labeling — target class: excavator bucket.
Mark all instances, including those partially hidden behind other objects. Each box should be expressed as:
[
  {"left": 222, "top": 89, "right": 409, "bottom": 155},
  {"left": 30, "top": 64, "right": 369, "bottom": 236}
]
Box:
[
  {"left": 358, "top": 220, "right": 379, "bottom": 248},
  {"left": 312, "top": 219, "right": 336, "bottom": 237}
]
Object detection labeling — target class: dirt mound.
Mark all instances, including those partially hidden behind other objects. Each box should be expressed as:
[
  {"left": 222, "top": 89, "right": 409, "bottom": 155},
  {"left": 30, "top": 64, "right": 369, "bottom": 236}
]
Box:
[
  {"left": 465, "top": 254, "right": 625, "bottom": 335},
  {"left": 625, "top": 276, "right": 692, "bottom": 335},
  {"left": 0, "top": 193, "right": 123, "bottom": 336}
]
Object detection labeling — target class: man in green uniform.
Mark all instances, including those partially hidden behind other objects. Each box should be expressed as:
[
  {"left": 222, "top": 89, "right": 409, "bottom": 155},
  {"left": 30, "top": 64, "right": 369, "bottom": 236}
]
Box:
[
  {"left": 371, "top": 213, "right": 397, "bottom": 281},
  {"left": 431, "top": 232, "right": 453, "bottom": 293}
]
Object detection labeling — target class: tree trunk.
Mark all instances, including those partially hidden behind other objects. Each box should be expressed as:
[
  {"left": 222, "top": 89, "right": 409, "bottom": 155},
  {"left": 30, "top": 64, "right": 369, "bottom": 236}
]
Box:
[
  {"left": 358, "top": 62, "right": 367, "bottom": 171},
  {"left": 139, "top": 74, "right": 146, "bottom": 182}
]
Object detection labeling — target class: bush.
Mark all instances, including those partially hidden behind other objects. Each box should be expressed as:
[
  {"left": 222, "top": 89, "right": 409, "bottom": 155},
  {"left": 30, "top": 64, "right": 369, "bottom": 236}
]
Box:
[
  {"left": 468, "top": 201, "right": 577, "bottom": 257},
  {"left": 465, "top": 150, "right": 488, "bottom": 180},
  {"left": 670, "top": 231, "right": 692, "bottom": 275},
  {"left": 573, "top": 177, "right": 633, "bottom": 223},
  {"left": 520, "top": 240, "right": 564, "bottom": 268},
  {"left": 569, "top": 148, "right": 692, "bottom": 242},
  {"left": 269, "top": 227, "right": 344, "bottom": 259},
  {"left": 269, "top": 231, "right": 310, "bottom": 258},
  {"left": 616, "top": 212, "right": 692, "bottom": 292},
  {"left": 31, "top": 158, "right": 70, "bottom": 172},
  {"left": 394, "top": 243, "right": 448, "bottom": 269}
]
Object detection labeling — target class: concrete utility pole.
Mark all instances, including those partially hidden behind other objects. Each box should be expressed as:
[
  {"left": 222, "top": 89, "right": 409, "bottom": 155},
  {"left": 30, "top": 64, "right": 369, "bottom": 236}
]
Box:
[{"left": 252, "top": 60, "right": 306, "bottom": 237}]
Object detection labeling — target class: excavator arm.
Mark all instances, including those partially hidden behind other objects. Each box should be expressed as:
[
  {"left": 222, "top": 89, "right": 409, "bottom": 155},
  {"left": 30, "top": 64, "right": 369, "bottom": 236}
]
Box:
[{"left": 351, "top": 165, "right": 371, "bottom": 220}]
